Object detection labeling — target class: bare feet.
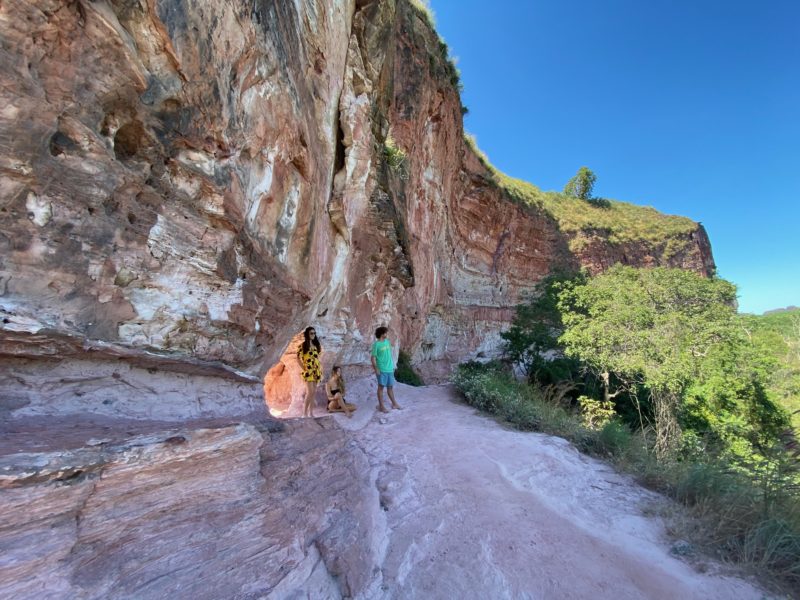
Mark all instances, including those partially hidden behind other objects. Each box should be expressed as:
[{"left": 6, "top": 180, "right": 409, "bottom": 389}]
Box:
[
  {"left": 392, "top": 404, "right": 403, "bottom": 410},
  {"left": 377, "top": 405, "right": 389, "bottom": 413}
]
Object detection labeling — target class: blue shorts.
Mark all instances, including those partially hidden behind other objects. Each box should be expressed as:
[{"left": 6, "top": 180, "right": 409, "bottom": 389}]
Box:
[{"left": 376, "top": 371, "right": 396, "bottom": 387}]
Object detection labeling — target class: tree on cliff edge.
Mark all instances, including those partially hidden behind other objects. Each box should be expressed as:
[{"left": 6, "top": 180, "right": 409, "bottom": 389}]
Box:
[{"left": 563, "top": 167, "right": 596, "bottom": 200}]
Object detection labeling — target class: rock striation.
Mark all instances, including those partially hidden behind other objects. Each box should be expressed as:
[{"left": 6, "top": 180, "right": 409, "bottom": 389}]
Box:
[
  {"left": 0, "top": 415, "right": 383, "bottom": 599},
  {"left": 0, "top": 383, "right": 767, "bottom": 599},
  {"left": 0, "top": 0, "right": 714, "bottom": 404}
]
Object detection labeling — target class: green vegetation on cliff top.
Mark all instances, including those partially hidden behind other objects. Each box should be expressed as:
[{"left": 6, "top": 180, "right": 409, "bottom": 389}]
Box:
[
  {"left": 406, "top": 1, "right": 699, "bottom": 252},
  {"left": 464, "top": 135, "right": 698, "bottom": 249}
]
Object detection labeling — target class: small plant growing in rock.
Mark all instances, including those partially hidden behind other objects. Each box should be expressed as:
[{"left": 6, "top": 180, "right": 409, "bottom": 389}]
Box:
[
  {"left": 383, "top": 135, "right": 408, "bottom": 179},
  {"left": 396, "top": 351, "right": 424, "bottom": 386}
]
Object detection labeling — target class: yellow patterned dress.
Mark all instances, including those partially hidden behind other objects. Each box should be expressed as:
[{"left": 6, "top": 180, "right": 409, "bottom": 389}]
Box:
[{"left": 297, "top": 345, "right": 322, "bottom": 383}]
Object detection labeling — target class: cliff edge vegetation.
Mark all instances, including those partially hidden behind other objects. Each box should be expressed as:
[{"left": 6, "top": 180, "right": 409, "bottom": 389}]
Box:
[
  {"left": 464, "top": 134, "right": 700, "bottom": 254},
  {"left": 410, "top": 0, "right": 701, "bottom": 258}
]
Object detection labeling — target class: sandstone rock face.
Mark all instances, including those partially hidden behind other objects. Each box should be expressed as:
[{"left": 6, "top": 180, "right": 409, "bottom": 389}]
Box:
[
  {"left": 0, "top": 0, "right": 351, "bottom": 380},
  {"left": 0, "top": 0, "right": 715, "bottom": 407},
  {"left": 0, "top": 416, "right": 383, "bottom": 599},
  {"left": 2, "top": 356, "right": 265, "bottom": 420}
]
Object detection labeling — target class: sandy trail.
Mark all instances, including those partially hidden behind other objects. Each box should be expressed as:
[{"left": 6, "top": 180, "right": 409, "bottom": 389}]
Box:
[{"left": 330, "top": 381, "right": 765, "bottom": 600}]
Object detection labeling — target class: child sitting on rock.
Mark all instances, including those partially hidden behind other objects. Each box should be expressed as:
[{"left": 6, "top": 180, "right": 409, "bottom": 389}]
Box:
[{"left": 325, "top": 366, "right": 356, "bottom": 418}]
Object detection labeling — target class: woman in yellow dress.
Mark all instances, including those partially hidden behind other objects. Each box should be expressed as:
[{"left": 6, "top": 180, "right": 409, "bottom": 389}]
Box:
[{"left": 297, "top": 326, "right": 322, "bottom": 417}]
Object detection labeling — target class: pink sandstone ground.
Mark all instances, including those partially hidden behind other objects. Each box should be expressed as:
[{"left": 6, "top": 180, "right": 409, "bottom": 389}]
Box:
[{"left": 0, "top": 382, "right": 768, "bottom": 599}]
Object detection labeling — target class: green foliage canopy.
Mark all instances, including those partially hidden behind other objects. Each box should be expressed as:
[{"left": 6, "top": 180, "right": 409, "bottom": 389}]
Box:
[
  {"left": 558, "top": 266, "right": 737, "bottom": 393},
  {"left": 739, "top": 309, "right": 800, "bottom": 431},
  {"left": 563, "top": 166, "right": 597, "bottom": 200},
  {"left": 556, "top": 265, "right": 789, "bottom": 456},
  {"left": 500, "top": 271, "right": 584, "bottom": 385}
]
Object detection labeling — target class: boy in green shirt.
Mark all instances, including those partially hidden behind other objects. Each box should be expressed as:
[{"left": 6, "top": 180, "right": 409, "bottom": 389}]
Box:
[{"left": 370, "top": 326, "right": 402, "bottom": 413}]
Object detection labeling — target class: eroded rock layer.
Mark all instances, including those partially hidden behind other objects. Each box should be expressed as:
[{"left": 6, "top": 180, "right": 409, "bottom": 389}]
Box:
[
  {"left": 1, "top": 383, "right": 766, "bottom": 600},
  {"left": 0, "top": 417, "right": 382, "bottom": 599},
  {"left": 0, "top": 0, "right": 714, "bottom": 406}
]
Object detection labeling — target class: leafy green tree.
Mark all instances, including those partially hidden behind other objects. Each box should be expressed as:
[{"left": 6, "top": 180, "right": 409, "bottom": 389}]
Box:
[
  {"left": 684, "top": 322, "right": 789, "bottom": 460},
  {"left": 563, "top": 166, "right": 596, "bottom": 200},
  {"left": 557, "top": 265, "right": 748, "bottom": 457},
  {"left": 501, "top": 272, "right": 585, "bottom": 394},
  {"left": 738, "top": 310, "right": 800, "bottom": 432}
]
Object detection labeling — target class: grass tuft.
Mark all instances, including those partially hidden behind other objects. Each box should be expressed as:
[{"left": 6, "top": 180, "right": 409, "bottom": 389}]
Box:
[
  {"left": 409, "top": 0, "right": 436, "bottom": 28},
  {"left": 383, "top": 135, "right": 409, "bottom": 179}
]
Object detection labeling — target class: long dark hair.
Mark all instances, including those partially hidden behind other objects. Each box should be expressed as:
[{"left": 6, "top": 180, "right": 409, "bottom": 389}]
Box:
[{"left": 301, "top": 326, "right": 321, "bottom": 354}]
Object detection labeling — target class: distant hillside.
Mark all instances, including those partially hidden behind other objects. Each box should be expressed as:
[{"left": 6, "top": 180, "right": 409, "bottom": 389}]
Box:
[{"left": 764, "top": 306, "right": 800, "bottom": 315}]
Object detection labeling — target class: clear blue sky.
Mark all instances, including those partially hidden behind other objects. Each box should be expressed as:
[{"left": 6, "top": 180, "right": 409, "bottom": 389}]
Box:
[{"left": 427, "top": 0, "right": 799, "bottom": 314}]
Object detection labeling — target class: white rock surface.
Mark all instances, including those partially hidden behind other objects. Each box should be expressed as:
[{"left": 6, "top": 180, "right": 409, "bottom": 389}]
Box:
[
  {"left": 1, "top": 380, "right": 767, "bottom": 599},
  {"left": 332, "top": 381, "right": 766, "bottom": 600}
]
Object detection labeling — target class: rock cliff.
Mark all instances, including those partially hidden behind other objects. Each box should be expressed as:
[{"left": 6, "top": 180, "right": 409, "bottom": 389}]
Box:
[
  {"left": 0, "top": 0, "right": 714, "bottom": 410},
  {"left": 0, "top": 1, "right": 728, "bottom": 598},
  {"left": 0, "top": 415, "right": 383, "bottom": 598}
]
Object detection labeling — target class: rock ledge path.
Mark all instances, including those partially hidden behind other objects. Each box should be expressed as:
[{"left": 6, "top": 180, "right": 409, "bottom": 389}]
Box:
[{"left": 335, "top": 381, "right": 765, "bottom": 600}]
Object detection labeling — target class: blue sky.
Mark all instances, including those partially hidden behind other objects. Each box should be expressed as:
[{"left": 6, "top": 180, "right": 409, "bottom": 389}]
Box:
[{"left": 427, "top": 0, "right": 799, "bottom": 314}]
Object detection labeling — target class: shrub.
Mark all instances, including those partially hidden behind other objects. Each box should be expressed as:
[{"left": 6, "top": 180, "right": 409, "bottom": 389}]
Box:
[
  {"left": 598, "top": 420, "right": 633, "bottom": 456},
  {"left": 395, "top": 351, "right": 424, "bottom": 386},
  {"left": 578, "top": 395, "right": 615, "bottom": 430},
  {"left": 383, "top": 135, "right": 407, "bottom": 177},
  {"left": 672, "top": 461, "right": 749, "bottom": 508},
  {"left": 452, "top": 362, "right": 583, "bottom": 437},
  {"left": 563, "top": 166, "right": 597, "bottom": 201},
  {"left": 624, "top": 454, "right": 800, "bottom": 589},
  {"left": 453, "top": 362, "right": 531, "bottom": 424},
  {"left": 742, "top": 518, "right": 800, "bottom": 580}
]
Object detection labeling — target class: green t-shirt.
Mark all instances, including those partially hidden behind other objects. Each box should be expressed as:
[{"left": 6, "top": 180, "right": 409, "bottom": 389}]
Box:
[{"left": 371, "top": 339, "right": 394, "bottom": 373}]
